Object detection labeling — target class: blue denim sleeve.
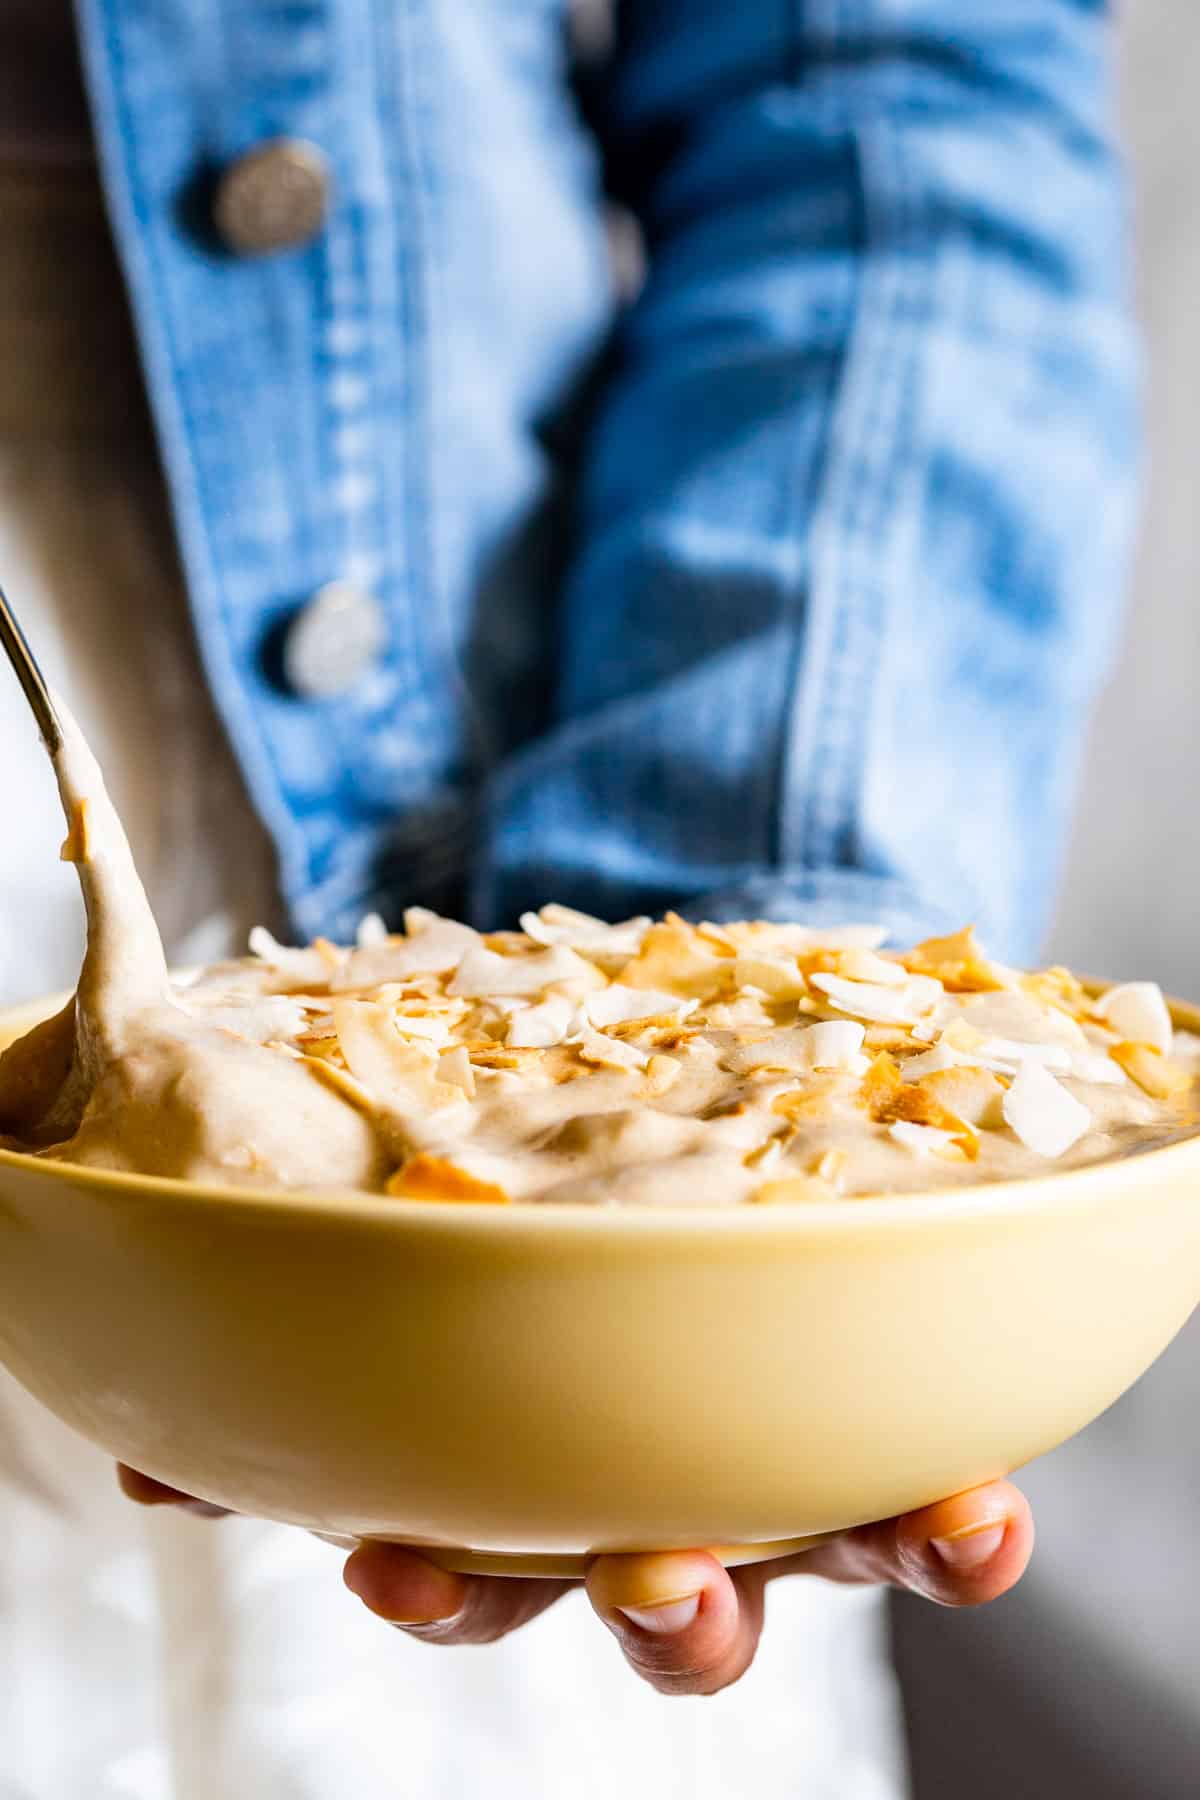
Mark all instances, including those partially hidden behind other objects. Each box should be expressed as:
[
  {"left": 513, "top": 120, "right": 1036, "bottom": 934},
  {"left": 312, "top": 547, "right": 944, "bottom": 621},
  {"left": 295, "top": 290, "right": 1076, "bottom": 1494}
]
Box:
[{"left": 474, "top": 0, "right": 1141, "bottom": 960}]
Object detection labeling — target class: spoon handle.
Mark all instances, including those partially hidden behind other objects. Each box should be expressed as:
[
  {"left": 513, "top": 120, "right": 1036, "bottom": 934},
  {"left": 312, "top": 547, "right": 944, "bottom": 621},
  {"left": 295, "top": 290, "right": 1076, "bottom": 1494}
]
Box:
[{"left": 0, "top": 581, "right": 62, "bottom": 754}]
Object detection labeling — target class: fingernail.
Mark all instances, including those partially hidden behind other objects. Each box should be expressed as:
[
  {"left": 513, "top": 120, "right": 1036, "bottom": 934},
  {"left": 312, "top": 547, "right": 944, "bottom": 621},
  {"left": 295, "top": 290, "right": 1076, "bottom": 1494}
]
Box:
[
  {"left": 931, "top": 1521, "right": 1007, "bottom": 1570},
  {"left": 616, "top": 1594, "right": 701, "bottom": 1635}
]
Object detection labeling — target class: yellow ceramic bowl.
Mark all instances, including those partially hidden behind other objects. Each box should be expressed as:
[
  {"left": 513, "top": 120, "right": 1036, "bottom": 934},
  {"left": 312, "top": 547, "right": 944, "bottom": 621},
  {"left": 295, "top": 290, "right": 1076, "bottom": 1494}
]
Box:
[{"left": 1, "top": 993, "right": 1199, "bottom": 1578}]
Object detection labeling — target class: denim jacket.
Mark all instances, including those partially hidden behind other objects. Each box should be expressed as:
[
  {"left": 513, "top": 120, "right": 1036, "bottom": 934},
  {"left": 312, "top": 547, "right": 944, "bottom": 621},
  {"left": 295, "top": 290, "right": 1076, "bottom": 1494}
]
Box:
[{"left": 75, "top": 0, "right": 1138, "bottom": 959}]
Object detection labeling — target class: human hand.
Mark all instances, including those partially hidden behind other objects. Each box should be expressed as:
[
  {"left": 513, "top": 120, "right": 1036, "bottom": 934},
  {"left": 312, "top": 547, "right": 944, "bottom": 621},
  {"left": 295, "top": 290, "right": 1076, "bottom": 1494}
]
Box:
[{"left": 118, "top": 1465, "right": 1033, "bottom": 1696}]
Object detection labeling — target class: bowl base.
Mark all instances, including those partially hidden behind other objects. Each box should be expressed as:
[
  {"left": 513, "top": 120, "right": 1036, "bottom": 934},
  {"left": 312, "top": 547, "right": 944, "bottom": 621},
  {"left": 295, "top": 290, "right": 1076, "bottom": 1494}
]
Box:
[{"left": 316, "top": 1534, "right": 836, "bottom": 1577}]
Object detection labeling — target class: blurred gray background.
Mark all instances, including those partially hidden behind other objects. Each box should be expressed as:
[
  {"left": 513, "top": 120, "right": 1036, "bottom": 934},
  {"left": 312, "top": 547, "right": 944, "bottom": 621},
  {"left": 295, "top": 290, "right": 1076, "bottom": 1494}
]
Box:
[{"left": 892, "top": 8, "right": 1200, "bottom": 1793}]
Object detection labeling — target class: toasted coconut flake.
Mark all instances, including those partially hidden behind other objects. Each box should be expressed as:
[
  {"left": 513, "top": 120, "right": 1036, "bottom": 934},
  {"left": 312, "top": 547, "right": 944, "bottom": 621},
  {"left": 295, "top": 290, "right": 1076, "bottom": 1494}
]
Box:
[
  {"left": 1109, "top": 1041, "right": 1193, "bottom": 1099},
  {"left": 59, "top": 799, "right": 92, "bottom": 864},
  {"left": 585, "top": 985, "right": 696, "bottom": 1029},
  {"left": 1001, "top": 1062, "right": 1091, "bottom": 1157},
  {"left": 752, "top": 1174, "right": 838, "bottom": 1205},
  {"left": 334, "top": 999, "right": 465, "bottom": 1114},
  {"left": 771, "top": 1078, "right": 844, "bottom": 1122},
  {"left": 574, "top": 1024, "right": 648, "bottom": 1071},
  {"left": 616, "top": 921, "right": 733, "bottom": 998},
  {"left": 809, "top": 972, "right": 942, "bottom": 1025},
  {"left": 811, "top": 1148, "right": 849, "bottom": 1186},
  {"left": 719, "top": 920, "right": 888, "bottom": 954},
  {"left": 832, "top": 949, "right": 908, "bottom": 987},
  {"left": 919, "top": 1067, "right": 1006, "bottom": 1130},
  {"left": 1092, "top": 982, "right": 1173, "bottom": 1056},
  {"left": 248, "top": 926, "right": 333, "bottom": 984},
  {"left": 900, "top": 1044, "right": 969, "bottom": 1080},
  {"left": 941, "top": 1019, "right": 987, "bottom": 1052},
  {"left": 888, "top": 1121, "right": 960, "bottom": 1157},
  {"left": 332, "top": 915, "right": 479, "bottom": 988},
  {"left": 466, "top": 1047, "right": 530, "bottom": 1070},
  {"left": 506, "top": 994, "right": 578, "bottom": 1049},
  {"left": 902, "top": 925, "right": 1011, "bottom": 993},
  {"left": 448, "top": 943, "right": 600, "bottom": 999},
  {"left": 387, "top": 1153, "right": 510, "bottom": 1205},
  {"left": 906, "top": 925, "right": 983, "bottom": 969},
  {"left": 299, "top": 1055, "right": 377, "bottom": 1115},
  {"left": 519, "top": 906, "right": 650, "bottom": 958},
  {"left": 863, "top": 1025, "right": 919, "bottom": 1053},
  {"left": 642, "top": 1054, "right": 683, "bottom": 1097},
  {"left": 181, "top": 991, "right": 312, "bottom": 1045},
  {"left": 389, "top": 1010, "right": 456, "bottom": 1047},
  {"left": 960, "top": 990, "right": 1087, "bottom": 1051},
  {"left": 732, "top": 953, "right": 810, "bottom": 1000},
  {"left": 743, "top": 1134, "right": 786, "bottom": 1171},
  {"left": 724, "top": 1021, "right": 866, "bottom": 1076},
  {"left": 859, "top": 1051, "right": 902, "bottom": 1110},
  {"left": 1021, "top": 965, "right": 1087, "bottom": 1009},
  {"left": 869, "top": 1075, "right": 979, "bottom": 1159}
]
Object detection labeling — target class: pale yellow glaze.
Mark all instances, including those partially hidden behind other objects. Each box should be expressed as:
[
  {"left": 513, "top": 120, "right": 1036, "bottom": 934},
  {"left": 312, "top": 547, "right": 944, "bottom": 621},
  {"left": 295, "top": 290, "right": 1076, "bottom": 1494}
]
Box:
[{"left": 0, "top": 993, "right": 1198, "bottom": 1572}]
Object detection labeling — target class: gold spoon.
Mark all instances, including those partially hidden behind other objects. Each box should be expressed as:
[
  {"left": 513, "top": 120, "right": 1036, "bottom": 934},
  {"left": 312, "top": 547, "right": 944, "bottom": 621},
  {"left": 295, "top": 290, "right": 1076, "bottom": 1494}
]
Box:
[{"left": 0, "top": 580, "right": 62, "bottom": 753}]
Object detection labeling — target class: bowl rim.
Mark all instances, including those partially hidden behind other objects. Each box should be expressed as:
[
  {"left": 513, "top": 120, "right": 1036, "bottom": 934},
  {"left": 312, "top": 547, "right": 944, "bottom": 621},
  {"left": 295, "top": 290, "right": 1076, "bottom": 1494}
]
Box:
[{"left": 3, "top": 987, "right": 1200, "bottom": 1237}]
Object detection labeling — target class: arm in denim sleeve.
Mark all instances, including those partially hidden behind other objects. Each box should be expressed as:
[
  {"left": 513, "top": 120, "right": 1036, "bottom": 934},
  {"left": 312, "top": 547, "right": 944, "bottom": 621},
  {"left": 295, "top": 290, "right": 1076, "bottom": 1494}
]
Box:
[{"left": 473, "top": 0, "right": 1140, "bottom": 959}]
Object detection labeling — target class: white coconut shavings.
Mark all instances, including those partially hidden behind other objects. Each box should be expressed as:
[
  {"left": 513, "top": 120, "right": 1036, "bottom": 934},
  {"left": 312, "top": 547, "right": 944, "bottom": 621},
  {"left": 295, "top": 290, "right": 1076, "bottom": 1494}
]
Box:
[
  {"left": 971, "top": 1035, "right": 1073, "bottom": 1074},
  {"left": 1067, "top": 1050, "right": 1127, "bottom": 1087},
  {"left": 809, "top": 972, "right": 943, "bottom": 1025},
  {"left": 182, "top": 991, "right": 312, "bottom": 1044},
  {"left": 727, "top": 921, "right": 889, "bottom": 953},
  {"left": 584, "top": 985, "right": 697, "bottom": 1029},
  {"left": 448, "top": 943, "right": 599, "bottom": 998},
  {"left": 436, "top": 1046, "right": 476, "bottom": 1098},
  {"left": 247, "top": 926, "right": 333, "bottom": 983},
  {"left": 519, "top": 905, "right": 651, "bottom": 957},
  {"left": 835, "top": 950, "right": 908, "bottom": 987},
  {"left": 355, "top": 912, "right": 389, "bottom": 948},
  {"left": 1001, "top": 1062, "right": 1092, "bottom": 1158},
  {"left": 332, "top": 914, "right": 480, "bottom": 987},
  {"left": 506, "top": 994, "right": 579, "bottom": 1048},
  {"left": 961, "top": 990, "right": 1087, "bottom": 1050},
  {"left": 1093, "top": 982, "right": 1173, "bottom": 1056},
  {"left": 898, "top": 1044, "right": 965, "bottom": 1080}
]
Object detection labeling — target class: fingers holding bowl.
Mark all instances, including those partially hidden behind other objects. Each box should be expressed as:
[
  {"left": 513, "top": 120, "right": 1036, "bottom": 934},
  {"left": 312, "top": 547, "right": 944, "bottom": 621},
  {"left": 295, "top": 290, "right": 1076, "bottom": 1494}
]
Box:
[
  {"left": 342, "top": 1541, "right": 573, "bottom": 1644},
  {"left": 763, "top": 1478, "right": 1035, "bottom": 1609},
  {"left": 586, "top": 1550, "right": 762, "bottom": 1696},
  {"left": 586, "top": 1480, "right": 1034, "bottom": 1696},
  {"left": 116, "top": 1463, "right": 230, "bottom": 1519}
]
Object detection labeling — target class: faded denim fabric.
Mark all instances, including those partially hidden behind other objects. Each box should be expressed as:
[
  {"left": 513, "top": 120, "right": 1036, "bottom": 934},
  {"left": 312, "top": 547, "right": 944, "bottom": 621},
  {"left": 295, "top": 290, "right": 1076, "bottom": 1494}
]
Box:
[{"left": 76, "top": 0, "right": 1139, "bottom": 961}]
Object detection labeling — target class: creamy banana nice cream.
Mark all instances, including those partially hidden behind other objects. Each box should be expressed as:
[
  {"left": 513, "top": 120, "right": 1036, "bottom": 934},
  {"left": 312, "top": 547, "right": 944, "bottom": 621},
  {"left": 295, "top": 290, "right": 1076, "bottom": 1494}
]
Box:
[{"left": 2, "top": 707, "right": 1199, "bottom": 1203}]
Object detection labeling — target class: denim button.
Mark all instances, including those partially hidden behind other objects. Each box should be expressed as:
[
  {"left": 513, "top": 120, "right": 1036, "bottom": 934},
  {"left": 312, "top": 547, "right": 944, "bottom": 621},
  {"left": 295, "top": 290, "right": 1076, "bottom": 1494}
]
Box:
[
  {"left": 214, "top": 138, "right": 330, "bottom": 256},
  {"left": 283, "top": 583, "right": 386, "bottom": 698}
]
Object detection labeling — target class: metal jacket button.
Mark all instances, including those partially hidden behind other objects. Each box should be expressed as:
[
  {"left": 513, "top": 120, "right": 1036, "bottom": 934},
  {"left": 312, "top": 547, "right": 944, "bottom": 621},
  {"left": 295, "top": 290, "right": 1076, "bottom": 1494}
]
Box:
[
  {"left": 283, "top": 583, "right": 387, "bottom": 699},
  {"left": 214, "top": 138, "right": 331, "bottom": 256}
]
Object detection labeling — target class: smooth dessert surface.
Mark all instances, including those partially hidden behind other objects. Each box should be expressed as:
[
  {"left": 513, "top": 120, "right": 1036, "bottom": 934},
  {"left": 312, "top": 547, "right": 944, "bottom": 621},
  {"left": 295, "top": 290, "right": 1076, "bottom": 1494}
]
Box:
[{"left": 1, "top": 705, "right": 1198, "bottom": 1203}]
